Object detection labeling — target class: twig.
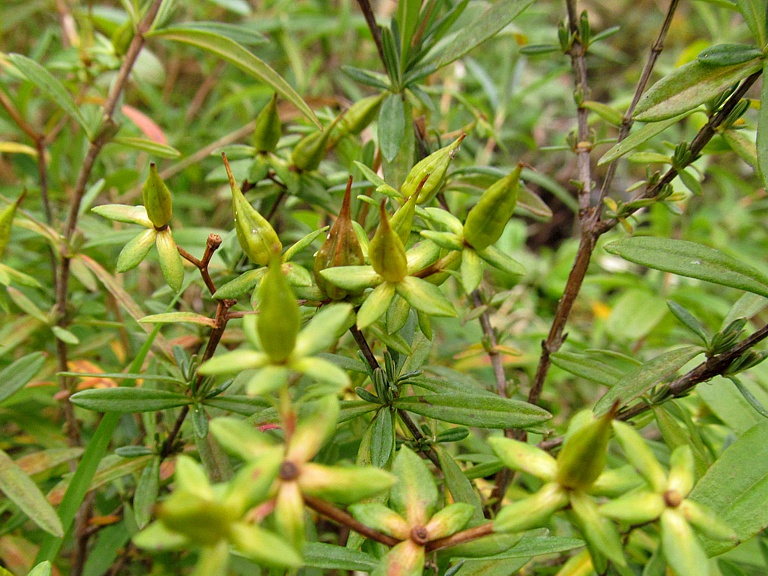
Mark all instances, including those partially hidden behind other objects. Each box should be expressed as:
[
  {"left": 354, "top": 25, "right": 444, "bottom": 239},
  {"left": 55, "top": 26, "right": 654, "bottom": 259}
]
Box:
[
  {"left": 349, "top": 324, "right": 442, "bottom": 468},
  {"left": 177, "top": 234, "right": 222, "bottom": 295},
  {"left": 470, "top": 290, "right": 506, "bottom": 397},
  {"left": 265, "top": 189, "right": 288, "bottom": 222},
  {"left": 595, "top": 0, "right": 680, "bottom": 207},
  {"left": 354, "top": 0, "right": 387, "bottom": 72},
  {"left": 425, "top": 522, "right": 494, "bottom": 552},
  {"left": 304, "top": 494, "right": 400, "bottom": 547},
  {"left": 0, "top": 90, "right": 40, "bottom": 141}
]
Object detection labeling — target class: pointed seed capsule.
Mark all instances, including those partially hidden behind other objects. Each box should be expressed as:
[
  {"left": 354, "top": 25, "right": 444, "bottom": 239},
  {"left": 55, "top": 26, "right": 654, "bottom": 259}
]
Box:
[
  {"left": 0, "top": 190, "right": 26, "bottom": 261},
  {"left": 313, "top": 176, "right": 365, "bottom": 299},
  {"left": 224, "top": 154, "right": 282, "bottom": 265},
  {"left": 464, "top": 163, "right": 522, "bottom": 250},
  {"left": 369, "top": 201, "right": 408, "bottom": 283},
  {"left": 257, "top": 256, "right": 300, "bottom": 363},
  {"left": 253, "top": 93, "right": 282, "bottom": 153},
  {"left": 142, "top": 163, "right": 173, "bottom": 229},
  {"left": 556, "top": 405, "right": 617, "bottom": 490},
  {"left": 401, "top": 134, "right": 465, "bottom": 204},
  {"left": 291, "top": 115, "right": 345, "bottom": 172},
  {"left": 331, "top": 93, "right": 385, "bottom": 144}
]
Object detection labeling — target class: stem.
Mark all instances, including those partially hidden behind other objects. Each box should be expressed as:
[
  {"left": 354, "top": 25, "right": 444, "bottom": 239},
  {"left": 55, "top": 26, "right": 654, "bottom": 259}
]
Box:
[
  {"left": 470, "top": 290, "right": 506, "bottom": 397},
  {"left": 177, "top": 234, "right": 222, "bottom": 295},
  {"left": 595, "top": 0, "right": 680, "bottom": 207},
  {"left": 354, "top": 0, "right": 387, "bottom": 72},
  {"left": 303, "top": 495, "right": 400, "bottom": 547}
]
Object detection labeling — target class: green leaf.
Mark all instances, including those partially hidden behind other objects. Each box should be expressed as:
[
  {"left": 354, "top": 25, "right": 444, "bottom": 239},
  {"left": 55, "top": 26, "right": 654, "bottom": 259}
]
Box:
[
  {"left": 397, "top": 0, "right": 421, "bottom": 69},
  {"left": 598, "top": 112, "right": 693, "bottom": 166},
  {"left": 660, "top": 509, "right": 709, "bottom": 575},
  {"left": 396, "top": 276, "right": 457, "bottom": 317},
  {"left": 391, "top": 446, "right": 438, "bottom": 523},
  {"left": 116, "top": 229, "right": 157, "bottom": 273},
  {"left": 294, "top": 303, "right": 354, "bottom": 357},
  {"left": 476, "top": 245, "right": 526, "bottom": 276},
  {"left": 436, "top": 446, "right": 484, "bottom": 524},
  {"left": 604, "top": 237, "right": 768, "bottom": 298},
  {"left": 379, "top": 93, "right": 406, "bottom": 163},
  {"left": 134, "top": 456, "right": 160, "bottom": 529},
  {"left": 51, "top": 325, "right": 79, "bottom": 345},
  {"left": 460, "top": 248, "right": 485, "bottom": 293},
  {"left": 155, "top": 229, "right": 184, "bottom": 293},
  {"left": 0, "top": 351, "right": 45, "bottom": 404},
  {"left": 0, "top": 449, "right": 63, "bottom": 536},
  {"left": 319, "top": 265, "right": 382, "bottom": 292},
  {"left": 70, "top": 388, "right": 193, "bottom": 413},
  {"left": 110, "top": 137, "right": 182, "bottom": 159},
  {"left": 550, "top": 351, "right": 626, "bottom": 387},
  {"left": 697, "top": 43, "right": 764, "bottom": 67},
  {"left": 471, "top": 535, "right": 585, "bottom": 560},
  {"left": 27, "top": 562, "right": 52, "bottom": 576},
  {"left": 213, "top": 268, "right": 263, "bottom": 299},
  {"left": 167, "top": 21, "right": 267, "bottom": 45},
  {"left": 138, "top": 312, "right": 216, "bottom": 328},
  {"left": 430, "top": 0, "right": 535, "bottom": 69},
  {"left": 667, "top": 301, "right": 710, "bottom": 345},
  {"left": 302, "top": 542, "right": 378, "bottom": 571},
  {"left": 734, "top": 0, "right": 767, "bottom": 46},
  {"left": 690, "top": 419, "right": 768, "bottom": 555},
  {"left": 393, "top": 394, "right": 551, "bottom": 429},
  {"left": 582, "top": 100, "right": 623, "bottom": 126},
  {"left": 147, "top": 26, "right": 320, "bottom": 129},
  {"left": 606, "top": 288, "right": 668, "bottom": 341},
  {"left": 633, "top": 58, "right": 762, "bottom": 121},
  {"left": 91, "top": 204, "right": 152, "bottom": 227},
  {"left": 357, "top": 282, "right": 397, "bottom": 329},
  {"left": 370, "top": 407, "right": 395, "bottom": 468},
  {"left": 758, "top": 59, "right": 768, "bottom": 192},
  {"left": 8, "top": 53, "right": 91, "bottom": 137},
  {"left": 594, "top": 346, "right": 702, "bottom": 415}
]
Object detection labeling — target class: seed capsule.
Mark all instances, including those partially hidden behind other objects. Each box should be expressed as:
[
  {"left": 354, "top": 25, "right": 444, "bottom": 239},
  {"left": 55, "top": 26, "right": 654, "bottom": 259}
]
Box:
[
  {"left": 257, "top": 257, "right": 300, "bottom": 363},
  {"left": 464, "top": 163, "right": 522, "bottom": 250},
  {"left": 556, "top": 406, "right": 616, "bottom": 490},
  {"left": 369, "top": 201, "right": 408, "bottom": 283},
  {"left": 313, "top": 176, "right": 365, "bottom": 299},
  {"left": 253, "top": 93, "right": 282, "bottom": 153},
  {"left": 401, "top": 134, "right": 464, "bottom": 204},
  {"left": 224, "top": 154, "right": 282, "bottom": 265},
  {"left": 141, "top": 163, "right": 173, "bottom": 229}
]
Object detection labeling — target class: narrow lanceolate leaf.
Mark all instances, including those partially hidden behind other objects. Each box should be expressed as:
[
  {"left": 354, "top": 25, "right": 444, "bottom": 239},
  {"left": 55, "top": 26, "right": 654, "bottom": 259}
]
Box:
[
  {"left": 155, "top": 229, "right": 184, "bottom": 292},
  {"left": 633, "top": 58, "right": 762, "bottom": 121},
  {"left": 393, "top": 394, "right": 551, "bottom": 429},
  {"left": 134, "top": 456, "right": 160, "bottom": 529},
  {"left": 598, "top": 112, "right": 693, "bottom": 166},
  {"left": 690, "top": 419, "right": 768, "bottom": 556},
  {"left": 92, "top": 204, "right": 153, "bottom": 227},
  {"left": 430, "top": 0, "right": 535, "bottom": 69},
  {"left": 116, "top": 229, "right": 157, "bottom": 273},
  {"left": 396, "top": 276, "right": 457, "bottom": 317},
  {"left": 70, "top": 388, "right": 193, "bottom": 413},
  {"left": 0, "top": 449, "right": 63, "bottom": 537},
  {"left": 378, "top": 93, "right": 405, "bottom": 163},
  {"left": 605, "top": 237, "right": 768, "bottom": 298},
  {"left": 758, "top": 59, "right": 768, "bottom": 192},
  {"left": 112, "top": 137, "right": 182, "bottom": 159},
  {"left": 138, "top": 312, "right": 216, "bottom": 328},
  {"left": 147, "top": 27, "right": 320, "bottom": 128},
  {"left": 594, "top": 346, "right": 702, "bottom": 415},
  {"left": 391, "top": 446, "right": 438, "bottom": 525},
  {"left": 735, "top": 0, "right": 767, "bottom": 47},
  {"left": 550, "top": 352, "right": 625, "bottom": 387},
  {"left": 0, "top": 351, "right": 45, "bottom": 404},
  {"left": 8, "top": 53, "right": 91, "bottom": 137}
]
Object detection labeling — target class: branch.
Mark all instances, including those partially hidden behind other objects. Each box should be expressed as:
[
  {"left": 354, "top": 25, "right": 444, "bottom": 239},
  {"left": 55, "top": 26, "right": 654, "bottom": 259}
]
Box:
[
  {"left": 303, "top": 495, "right": 400, "bottom": 547},
  {"left": 354, "top": 0, "right": 387, "bottom": 72},
  {"left": 470, "top": 290, "right": 506, "bottom": 397},
  {"left": 177, "top": 234, "right": 223, "bottom": 295}
]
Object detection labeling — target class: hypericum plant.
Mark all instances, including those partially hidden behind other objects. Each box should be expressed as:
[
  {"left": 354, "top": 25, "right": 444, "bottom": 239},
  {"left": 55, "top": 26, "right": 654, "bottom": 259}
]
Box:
[{"left": 3, "top": 1, "right": 768, "bottom": 576}]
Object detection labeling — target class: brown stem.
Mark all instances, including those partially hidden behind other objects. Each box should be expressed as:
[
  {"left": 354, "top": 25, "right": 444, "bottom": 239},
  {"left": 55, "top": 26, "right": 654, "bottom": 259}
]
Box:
[
  {"left": 266, "top": 189, "right": 288, "bottom": 222},
  {"left": 425, "top": 522, "right": 494, "bottom": 553},
  {"left": 354, "top": 0, "right": 387, "bottom": 73},
  {"left": 304, "top": 494, "right": 400, "bottom": 547},
  {"left": 177, "top": 234, "right": 223, "bottom": 295},
  {"left": 470, "top": 290, "right": 506, "bottom": 397},
  {"left": 595, "top": 0, "right": 680, "bottom": 207},
  {"left": 350, "top": 323, "right": 380, "bottom": 369},
  {"left": 0, "top": 90, "right": 40, "bottom": 141}
]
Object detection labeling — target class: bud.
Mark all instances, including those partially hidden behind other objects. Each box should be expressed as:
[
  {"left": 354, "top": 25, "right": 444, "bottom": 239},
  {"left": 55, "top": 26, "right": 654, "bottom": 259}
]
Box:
[
  {"left": 401, "top": 134, "right": 464, "bottom": 204},
  {"left": 299, "top": 463, "right": 396, "bottom": 504},
  {"left": 313, "top": 176, "right": 365, "bottom": 299},
  {"left": 142, "top": 163, "right": 173, "bottom": 229},
  {"left": 369, "top": 202, "right": 408, "bottom": 283},
  {"left": 291, "top": 116, "right": 343, "bottom": 172},
  {"left": 423, "top": 502, "right": 474, "bottom": 540},
  {"left": 158, "top": 491, "right": 236, "bottom": 546},
  {"left": 332, "top": 93, "right": 385, "bottom": 143},
  {"left": 253, "top": 93, "right": 282, "bottom": 153},
  {"left": 257, "top": 256, "right": 299, "bottom": 363},
  {"left": 0, "top": 190, "right": 25, "bottom": 261},
  {"left": 493, "top": 482, "right": 569, "bottom": 533},
  {"left": 224, "top": 154, "right": 282, "bottom": 265},
  {"left": 556, "top": 406, "right": 616, "bottom": 490},
  {"left": 463, "top": 163, "right": 522, "bottom": 250}
]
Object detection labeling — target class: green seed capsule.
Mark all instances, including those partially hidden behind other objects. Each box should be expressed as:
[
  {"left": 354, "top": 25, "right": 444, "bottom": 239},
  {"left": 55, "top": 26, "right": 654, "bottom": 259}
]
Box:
[
  {"left": 314, "top": 176, "right": 365, "bottom": 300},
  {"left": 0, "top": 191, "right": 25, "bottom": 261},
  {"left": 332, "top": 94, "right": 385, "bottom": 144},
  {"left": 224, "top": 154, "right": 282, "bottom": 265},
  {"left": 401, "top": 134, "right": 464, "bottom": 204},
  {"left": 369, "top": 201, "right": 408, "bottom": 283},
  {"left": 253, "top": 93, "right": 282, "bottom": 153},
  {"left": 141, "top": 163, "right": 173, "bottom": 229},
  {"left": 464, "top": 163, "right": 522, "bottom": 250},
  {"left": 257, "top": 256, "right": 300, "bottom": 363},
  {"left": 556, "top": 406, "right": 616, "bottom": 490},
  {"left": 291, "top": 116, "right": 344, "bottom": 172}
]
